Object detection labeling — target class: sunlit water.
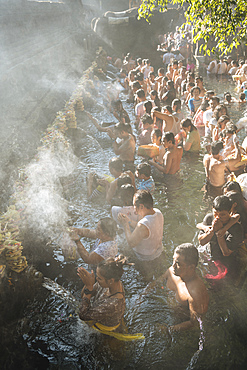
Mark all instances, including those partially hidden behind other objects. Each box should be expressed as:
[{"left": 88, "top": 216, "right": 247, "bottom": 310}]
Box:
[{"left": 12, "top": 72, "right": 247, "bottom": 369}]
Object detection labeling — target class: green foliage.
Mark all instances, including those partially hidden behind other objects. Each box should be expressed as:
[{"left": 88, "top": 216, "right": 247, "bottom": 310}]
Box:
[{"left": 138, "top": 0, "right": 247, "bottom": 55}]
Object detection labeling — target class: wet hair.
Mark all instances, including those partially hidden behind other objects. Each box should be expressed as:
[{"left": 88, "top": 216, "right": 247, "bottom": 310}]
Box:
[
  {"left": 144, "top": 101, "right": 153, "bottom": 115},
  {"left": 134, "top": 189, "right": 153, "bottom": 209},
  {"left": 99, "top": 217, "right": 117, "bottom": 238},
  {"left": 213, "top": 104, "right": 228, "bottom": 120},
  {"left": 151, "top": 90, "right": 161, "bottom": 108},
  {"left": 174, "top": 243, "right": 199, "bottom": 267},
  {"left": 141, "top": 113, "right": 153, "bottom": 126},
  {"left": 136, "top": 72, "right": 144, "bottom": 82},
  {"left": 239, "top": 92, "right": 246, "bottom": 101},
  {"left": 224, "top": 92, "right": 232, "bottom": 102},
  {"left": 167, "top": 80, "right": 175, "bottom": 89},
  {"left": 223, "top": 181, "right": 243, "bottom": 194},
  {"left": 200, "top": 99, "right": 209, "bottom": 111},
  {"left": 186, "top": 82, "right": 195, "bottom": 90},
  {"left": 217, "top": 115, "right": 230, "bottom": 128},
  {"left": 213, "top": 195, "right": 232, "bottom": 212},
  {"left": 163, "top": 131, "right": 175, "bottom": 144},
  {"left": 117, "top": 173, "right": 132, "bottom": 188},
  {"left": 137, "top": 57, "right": 142, "bottom": 65},
  {"left": 195, "top": 76, "right": 203, "bottom": 82},
  {"left": 109, "top": 157, "right": 123, "bottom": 172},
  {"left": 136, "top": 162, "right": 151, "bottom": 177},
  {"left": 191, "top": 86, "right": 201, "bottom": 95},
  {"left": 211, "top": 141, "right": 223, "bottom": 155},
  {"left": 210, "top": 96, "right": 220, "bottom": 104},
  {"left": 205, "top": 90, "right": 215, "bottom": 98},
  {"left": 132, "top": 81, "right": 141, "bottom": 90},
  {"left": 226, "top": 191, "right": 247, "bottom": 221},
  {"left": 172, "top": 60, "right": 178, "bottom": 66},
  {"left": 163, "top": 105, "right": 173, "bottom": 114},
  {"left": 225, "top": 122, "right": 237, "bottom": 134},
  {"left": 152, "top": 128, "right": 162, "bottom": 139},
  {"left": 182, "top": 118, "right": 196, "bottom": 131},
  {"left": 119, "top": 184, "right": 135, "bottom": 206},
  {"left": 98, "top": 255, "right": 132, "bottom": 281},
  {"left": 149, "top": 71, "right": 155, "bottom": 78},
  {"left": 158, "top": 67, "right": 165, "bottom": 75},
  {"left": 136, "top": 88, "right": 145, "bottom": 99},
  {"left": 172, "top": 99, "right": 181, "bottom": 111}
]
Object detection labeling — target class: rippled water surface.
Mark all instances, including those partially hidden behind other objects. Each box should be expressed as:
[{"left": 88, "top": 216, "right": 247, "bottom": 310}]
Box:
[{"left": 10, "top": 72, "right": 247, "bottom": 369}]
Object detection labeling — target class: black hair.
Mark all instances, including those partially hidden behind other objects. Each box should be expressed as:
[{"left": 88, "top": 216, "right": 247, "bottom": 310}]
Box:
[
  {"left": 141, "top": 113, "right": 153, "bottom": 126},
  {"left": 226, "top": 191, "right": 247, "bottom": 220},
  {"left": 152, "top": 128, "right": 162, "bottom": 139},
  {"left": 134, "top": 189, "right": 153, "bottom": 209},
  {"left": 200, "top": 99, "right": 209, "bottom": 111},
  {"left": 174, "top": 243, "right": 199, "bottom": 267},
  {"left": 211, "top": 141, "right": 224, "bottom": 155},
  {"left": 99, "top": 217, "right": 117, "bottom": 239},
  {"left": 115, "top": 122, "right": 130, "bottom": 133},
  {"left": 164, "top": 105, "right": 173, "bottom": 114},
  {"left": 117, "top": 173, "right": 132, "bottom": 188},
  {"left": 225, "top": 122, "right": 237, "bottom": 134},
  {"left": 182, "top": 118, "right": 196, "bottom": 131},
  {"left": 136, "top": 162, "right": 151, "bottom": 177},
  {"left": 136, "top": 88, "right": 145, "bottom": 99},
  {"left": 144, "top": 101, "right": 153, "bottom": 115},
  {"left": 172, "top": 99, "right": 181, "bottom": 111},
  {"left": 132, "top": 81, "right": 141, "bottom": 90},
  {"left": 109, "top": 157, "right": 123, "bottom": 172},
  {"left": 191, "top": 86, "right": 201, "bottom": 95},
  {"left": 119, "top": 184, "right": 135, "bottom": 206},
  {"left": 98, "top": 255, "right": 132, "bottom": 281},
  {"left": 213, "top": 195, "right": 232, "bottom": 212},
  {"left": 158, "top": 67, "right": 165, "bottom": 75},
  {"left": 163, "top": 131, "right": 175, "bottom": 145},
  {"left": 213, "top": 104, "right": 228, "bottom": 120},
  {"left": 239, "top": 92, "right": 246, "bottom": 101},
  {"left": 217, "top": 115, "right": 230, "bottom": 128},
  {"left": 223, "top": 181, "right": 243, "bottom": 194}
]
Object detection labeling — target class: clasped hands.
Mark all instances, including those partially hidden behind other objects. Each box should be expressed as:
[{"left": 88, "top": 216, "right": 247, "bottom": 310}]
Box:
[{"left": 77, "top": 266, "right": 95, "bottom": 291}]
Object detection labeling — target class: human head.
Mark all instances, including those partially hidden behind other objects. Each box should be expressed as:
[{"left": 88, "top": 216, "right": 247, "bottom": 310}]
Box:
[
  {"left": 224, "top": 92, "right": 232, "bottom": 103},
  {"left": 133, "top": 190, "right": 153, "bottom": 210},
  {"left": 141, "top": 113, "right": 153, "bottom": 128},
  {"left": 172, "top": 243, "right": 198, "bottom": 277},
  {"left": 223, "top": 181, "right": 243, "bottom": 195},
  {"left": 213, "top": 195, "right": 232, "bottom": 223},
  {"left": 97, "top": 255, "right": 130, "bottom": 284},
  {"left": 225, "top": 121, "right": 237, "bottom": 135},
  {"left": 97, "top": 217, "right": 117, "bottom": 239},
  {"left": 167, "top": 80, "right": 175, "bottom": 90},
  {"left": 191, "top": 86, "right": 201, "bottom": 98},
  {"left": 151, "top": 128, "right": 162, "bottom": 145},
  {"left": 182, "top": 118, "right": 193, "bottom": 133},
  {"left": 239, "top": 92, "right": 246, "bottom": 101},
  {"left": 158, "top": 67, "right": 165, "bottom": 76},
  {"left": 144, "top": 100, "right": 153, "bottom": 115},
  {"left": 162, "top": 131, "right": 175, "bottom": 147},
  {"left": 136, "top": 88, "right": 145, "bottom": 101},
  {"left": 136, "top": 162, "right": 151, "bottom": 179},
  {"left": 172, "top": 99, "right": 181, "bottom": 112},
  {"left": 217, "top": 115, "right": 230, "bottom": 129},
  {"left": 162, "top": 105, "right": 173, "bottom": 114},
  {"left": 174, "top": 243, "right": 199, "bottom": 267},
  {"left": 109, "top": 157, "right": 123, "bottom": 176},
  {"left": 117, "top": 173, "right": 132, "bottom": 188},
  {"left": 119, "top": 184, "right": 135, "bottom": 206},
  {"left": 225, "top": 190, "right": 245, "bottom": 214},
  {"left": 211, "top": 141, "right": 224, "bottom": 155},
  {"left": 209, "top": 96, "right": 220, "bottom": 110},
  {"left": 132, "top": 81, "right": 141, "bottom": 92}
]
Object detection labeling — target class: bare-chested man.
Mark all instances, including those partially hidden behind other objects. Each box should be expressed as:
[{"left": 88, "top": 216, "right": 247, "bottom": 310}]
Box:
[
  {"left": 203, "top": 140, "right": 241, "bottom": 196},
  {"left": 113, "top": 122, "right": 136, "bottom": 173},
  {"left": 145, "top": 243, "right": 209, "bottom": 332},
  {"left": 149, "top": 132, "right": 183, "bottom": 175}
]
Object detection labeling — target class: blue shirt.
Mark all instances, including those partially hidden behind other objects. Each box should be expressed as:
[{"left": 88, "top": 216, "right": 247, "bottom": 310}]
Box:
[{"left": 137, "top": 177, "right": 155, "bottom": 194}]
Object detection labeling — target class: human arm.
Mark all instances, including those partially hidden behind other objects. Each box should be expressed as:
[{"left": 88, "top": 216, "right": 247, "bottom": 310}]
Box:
[
  {"left": 75, "top": 240, "right": 104, "bottom": 265},
  {"left": 70, "top": 227, "right": 97, "bottom": 239},
  {"left": 85, "top": 111, "right": 110, "bottom": 133},
  {"left": 118, "top": 214, "right": 149, "bottom": 248},
  {"left": 216, "top": 214, "right": 240, "bottom": 237},
  {"left": 117, "top": 213, "right": 138, "bottom": 230}
]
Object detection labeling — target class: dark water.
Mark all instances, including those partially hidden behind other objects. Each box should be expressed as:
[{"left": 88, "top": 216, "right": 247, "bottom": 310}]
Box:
[{"left": 3, "top": 72, "right": 247, "bottom": 369}]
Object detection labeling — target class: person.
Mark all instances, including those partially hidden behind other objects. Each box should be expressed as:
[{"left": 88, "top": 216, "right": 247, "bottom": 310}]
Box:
[
  {"left": 111, "top": 184, "right": 140, "bottom": 229},
  {"left": 112, "top": 100, "right": 130, "bottom": 124},
  {"left": 135, "top": 162, "right": 155, "bottom": 193},
  {"left": 223, "top": 180, "right": 247, "bottom": 212},
  {"left": 161, "top": 80, "right": 176, "bottom": 106},
  {"left": 152, "top": 105, "right": 180, "bottom": 135},
  {"left": 149, "top": 132, "right": 183, "bottom": 175},
  {"left": 138, "top": 113, "right": 154, "bottom": 145},
  {"left": 203, "top": 140, "right": 241, "bottom": 197},
  {"left": 181, "top": 118, "right": 200, "bottom": 152},
  {"left": 77, "top": 255, "right": 126, "bottom": 330},
  {"left": 147, "top": 243, "right": 209, "bottom": 332},
  {"left": 87, "top": 157, "right": 123, "bottom": 200},
  {"left": 113, "top": 122, "right": 136, "bottom": 173},
  {"left": 150, "top": 128, "right": 166, "bottom": 164},
  {"left": 135, "top": 88, "right": 146, "bottom": 126},
  {"left": 207, "top": 58, "right": 218, "bottom": 74},
  {"left": 198, "top": 195, "right": 244, "bottom": 281},
  {"left": 188, "top": 86, "right": 202, "bottom": 116},
  {"left": 70, "top": 218, "right": 118, "bottom": 265},
  {"left": 117, "top": 190, "right": 165, "bottom": 280}
]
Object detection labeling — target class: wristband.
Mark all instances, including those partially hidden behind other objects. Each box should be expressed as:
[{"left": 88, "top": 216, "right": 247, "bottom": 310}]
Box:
[{"left": 84, "top": 288, "right": 93, "bottom": 295}]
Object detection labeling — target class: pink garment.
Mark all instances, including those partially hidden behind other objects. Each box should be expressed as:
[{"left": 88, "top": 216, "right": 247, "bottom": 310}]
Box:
[{"left": 193, "top": 109, "right": 205, "bottom": 136}]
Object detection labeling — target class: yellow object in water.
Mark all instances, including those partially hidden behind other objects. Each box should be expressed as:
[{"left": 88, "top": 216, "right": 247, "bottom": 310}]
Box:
[
  {"left": 137, "top": 145, "right": 159, "bottom": 158},
  {"left": 87, "top": 321, "right": 145, "bottom": 341}
]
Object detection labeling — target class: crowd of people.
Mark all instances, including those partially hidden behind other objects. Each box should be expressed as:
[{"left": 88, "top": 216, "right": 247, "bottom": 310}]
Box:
[{"left": 68, "top": 29, "right": 247, "bottom": 339}]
